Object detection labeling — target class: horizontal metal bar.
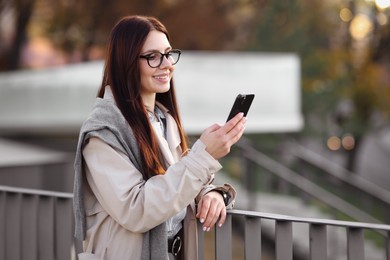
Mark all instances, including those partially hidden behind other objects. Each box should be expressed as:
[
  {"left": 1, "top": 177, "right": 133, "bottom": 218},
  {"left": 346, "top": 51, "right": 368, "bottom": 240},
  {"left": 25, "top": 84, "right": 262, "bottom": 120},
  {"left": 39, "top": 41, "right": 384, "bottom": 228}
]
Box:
[
  {"left": 227, "top": 209, "right": 390, "bottom": 232},
  {"left": 0, "top": 185, "right": 72, "bottom": 199}
]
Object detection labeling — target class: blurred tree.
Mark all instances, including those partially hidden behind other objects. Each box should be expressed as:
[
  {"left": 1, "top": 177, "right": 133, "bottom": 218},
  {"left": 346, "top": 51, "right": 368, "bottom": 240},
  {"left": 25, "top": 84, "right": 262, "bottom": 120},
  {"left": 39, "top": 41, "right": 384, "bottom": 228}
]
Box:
[
  {"left": 246, "top": 0, "right": 340, "bottom": 137},
  {"left": 245, "top": 0, "right": 390, "bottom": 172},
  {"left": 0, "top": 0, "right": 36, "bottom": 70},
  {"left": 159, "top": 0, "right": 237, "bottom": 50},
  {"left": 334, "top": 1, "right": 390, "bottom": 171},
  {"left": 31, "top": 0, "right": 118, "bottom": 62},
  {"left": 0, "top": 0, "right": 255, "bottom": 69}
]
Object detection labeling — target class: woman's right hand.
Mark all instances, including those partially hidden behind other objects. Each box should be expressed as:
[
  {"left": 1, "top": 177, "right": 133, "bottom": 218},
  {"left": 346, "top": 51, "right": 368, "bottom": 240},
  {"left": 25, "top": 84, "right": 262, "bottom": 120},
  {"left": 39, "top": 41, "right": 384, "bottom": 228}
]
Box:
[{"left": 199, "top": 112, "right": 246, "bottom": 160}]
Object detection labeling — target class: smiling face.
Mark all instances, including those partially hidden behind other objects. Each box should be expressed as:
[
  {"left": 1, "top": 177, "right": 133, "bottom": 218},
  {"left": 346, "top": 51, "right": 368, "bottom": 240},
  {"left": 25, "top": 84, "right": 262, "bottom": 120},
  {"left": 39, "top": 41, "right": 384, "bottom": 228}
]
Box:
[{"left": 139, "top": 30, "right": 175, "bottom": 110}]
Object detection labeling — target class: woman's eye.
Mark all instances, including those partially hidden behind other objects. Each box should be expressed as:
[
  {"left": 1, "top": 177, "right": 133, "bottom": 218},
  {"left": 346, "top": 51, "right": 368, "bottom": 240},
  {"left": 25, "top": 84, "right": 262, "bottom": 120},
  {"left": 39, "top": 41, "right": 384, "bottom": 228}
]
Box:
[{"left": 148, "top": 54, "right": 159, "bottom": 61}]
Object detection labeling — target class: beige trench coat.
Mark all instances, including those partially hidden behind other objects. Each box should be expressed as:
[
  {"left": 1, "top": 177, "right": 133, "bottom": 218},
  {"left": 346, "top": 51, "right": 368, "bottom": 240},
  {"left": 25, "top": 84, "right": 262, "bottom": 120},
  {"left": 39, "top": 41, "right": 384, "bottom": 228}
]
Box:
[{"left": 78, "top": 94, "right": 236, "bottom": 260}]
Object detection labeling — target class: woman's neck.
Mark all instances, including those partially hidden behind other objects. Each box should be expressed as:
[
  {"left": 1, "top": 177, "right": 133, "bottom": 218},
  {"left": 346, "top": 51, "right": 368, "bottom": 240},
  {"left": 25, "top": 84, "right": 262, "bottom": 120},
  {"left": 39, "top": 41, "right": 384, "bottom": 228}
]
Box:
[{"left": 141, "top": 93, "right": 156, "bottom": 112}]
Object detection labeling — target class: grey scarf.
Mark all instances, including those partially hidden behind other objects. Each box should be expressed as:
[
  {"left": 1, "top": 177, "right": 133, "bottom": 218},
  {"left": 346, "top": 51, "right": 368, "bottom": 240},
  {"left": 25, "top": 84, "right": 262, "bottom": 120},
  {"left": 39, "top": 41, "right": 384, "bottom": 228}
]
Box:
[{"left": 73, "top": 97, "right": 168, "bottom": 259}]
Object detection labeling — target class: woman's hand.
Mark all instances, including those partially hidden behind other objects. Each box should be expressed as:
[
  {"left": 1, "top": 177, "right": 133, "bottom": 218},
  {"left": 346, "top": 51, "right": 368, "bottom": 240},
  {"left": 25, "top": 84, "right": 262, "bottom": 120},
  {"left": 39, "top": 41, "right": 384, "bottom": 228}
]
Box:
[
  {"left": 196, "top": 191, "right": 226, "bottom": 231},
  {"left": 199, "top": 112, "right": 246, "bottom": 160}
]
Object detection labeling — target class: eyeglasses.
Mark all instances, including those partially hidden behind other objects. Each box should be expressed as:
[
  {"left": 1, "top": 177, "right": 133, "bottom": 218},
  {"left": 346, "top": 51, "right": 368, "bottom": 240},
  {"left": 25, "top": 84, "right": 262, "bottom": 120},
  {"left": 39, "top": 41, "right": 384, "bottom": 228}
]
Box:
[{"left": 139, "top": 49, "right": 181, "bottom": 68}]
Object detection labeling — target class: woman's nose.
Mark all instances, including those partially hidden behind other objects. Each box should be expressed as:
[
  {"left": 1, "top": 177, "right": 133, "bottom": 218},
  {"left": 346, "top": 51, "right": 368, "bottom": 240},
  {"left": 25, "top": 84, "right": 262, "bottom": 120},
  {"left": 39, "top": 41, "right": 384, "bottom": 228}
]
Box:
[{"left": 160, "top": 55, "right": 173, "bottom": 68}]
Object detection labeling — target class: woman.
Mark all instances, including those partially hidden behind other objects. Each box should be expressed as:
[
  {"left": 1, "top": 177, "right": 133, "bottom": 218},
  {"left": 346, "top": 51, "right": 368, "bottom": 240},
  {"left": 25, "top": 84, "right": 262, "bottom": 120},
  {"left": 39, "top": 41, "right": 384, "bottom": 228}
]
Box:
[{"left": 73, "top": 15, "right": 246, "bottom": 260}]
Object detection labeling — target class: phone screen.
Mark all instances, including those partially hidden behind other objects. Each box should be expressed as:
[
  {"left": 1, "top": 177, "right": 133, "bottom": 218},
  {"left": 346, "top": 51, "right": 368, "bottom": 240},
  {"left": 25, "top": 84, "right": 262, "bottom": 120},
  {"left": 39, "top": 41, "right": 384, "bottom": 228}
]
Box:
[{"left": 226, "top": 94, "right": 255, "bottom": 122}]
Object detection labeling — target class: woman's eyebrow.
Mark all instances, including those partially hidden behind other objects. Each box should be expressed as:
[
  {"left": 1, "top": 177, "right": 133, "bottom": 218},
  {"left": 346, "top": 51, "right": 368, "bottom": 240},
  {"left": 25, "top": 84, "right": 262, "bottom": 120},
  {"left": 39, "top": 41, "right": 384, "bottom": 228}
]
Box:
[{"left": 142, "top": 47, "right": 172, "bottom": 54}]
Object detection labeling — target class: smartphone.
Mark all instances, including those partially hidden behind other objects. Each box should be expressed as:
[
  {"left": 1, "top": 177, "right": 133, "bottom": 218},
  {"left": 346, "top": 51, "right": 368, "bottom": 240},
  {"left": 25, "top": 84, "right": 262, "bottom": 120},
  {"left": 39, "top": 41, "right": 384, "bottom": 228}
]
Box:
[{"left": 226, "top": 94, "right": 255, "bottom": 122}]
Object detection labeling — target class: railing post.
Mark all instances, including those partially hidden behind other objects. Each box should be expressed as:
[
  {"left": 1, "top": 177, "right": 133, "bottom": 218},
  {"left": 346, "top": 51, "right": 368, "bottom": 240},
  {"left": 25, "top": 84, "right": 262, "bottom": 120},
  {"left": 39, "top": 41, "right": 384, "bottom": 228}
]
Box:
[
  {"left": 0, "top": 191, "right": 5, "bottom": 260},
  {"left": 386, "top": 231, "right": 390, "bottom": 260},
  {"left": 197, "top": 220, "right": 205, "bottom": 260},
  {"left": 38, "top": 196, "right": 55, "bottom": 260},
  {"left": 347, "top": 228, "right": 364, "bottom": 260},
  {"left": 56, "top": 198, "right": 73, "bottom": 260},
  {"left": 6, "top": 192, "right": 21, "bottom": 260},
  {"left": 275, "top": 220, "right": 293, "bottom": 260},
  {"left": 245, "top": 216, "right": 261, "bottom": 260},
  {"left": 309, "top": 224, "right": 327, "bottom": 260},
  {"left": 215, "top": 214, "right": 232, "bottom": 260},
  {"left": 21, "top": 194, "right": 38, "bottom": 260}
]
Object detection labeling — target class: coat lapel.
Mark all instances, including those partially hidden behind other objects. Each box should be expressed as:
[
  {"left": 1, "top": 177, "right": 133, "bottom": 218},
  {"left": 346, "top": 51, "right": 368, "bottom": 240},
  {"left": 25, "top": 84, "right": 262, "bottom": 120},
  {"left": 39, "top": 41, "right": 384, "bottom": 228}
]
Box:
[{"left": 153, "top": 103, "right": 182, "bottom": 165}]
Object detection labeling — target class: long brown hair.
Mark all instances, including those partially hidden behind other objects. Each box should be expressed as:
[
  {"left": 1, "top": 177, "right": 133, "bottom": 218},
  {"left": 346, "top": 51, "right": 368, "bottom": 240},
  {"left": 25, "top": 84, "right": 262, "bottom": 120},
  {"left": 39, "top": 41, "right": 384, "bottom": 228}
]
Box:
[{"left": 98, "top": 15, "right": 188, "bottom": 180}]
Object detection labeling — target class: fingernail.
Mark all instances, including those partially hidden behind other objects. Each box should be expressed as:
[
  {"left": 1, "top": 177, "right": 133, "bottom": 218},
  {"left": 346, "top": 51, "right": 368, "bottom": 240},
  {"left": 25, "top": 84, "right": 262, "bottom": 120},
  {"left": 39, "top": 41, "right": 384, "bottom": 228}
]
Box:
[
  {"left": 200, "top": 218, "right": 205, "bottom": 223},
  {"left": 218, "top": 223, "right": 222, "bottom": 227},
  {"left": 203, "top": 226, "right": 207, "bottom": 232},
  {"left": 207, "top": 227, "right": 211, "bottom": 232}
]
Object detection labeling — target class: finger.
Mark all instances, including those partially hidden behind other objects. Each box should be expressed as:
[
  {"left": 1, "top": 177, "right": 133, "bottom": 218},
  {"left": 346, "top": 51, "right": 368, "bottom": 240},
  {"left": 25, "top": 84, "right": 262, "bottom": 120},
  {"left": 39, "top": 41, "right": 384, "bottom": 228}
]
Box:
[
  {"left": 204, "top": 123, "right": 221, "bottom": 134},
  {"left": 202, "top": 202, "right": 218, "bottom": 231},
  {"left": 218, "top": 207, "right": 227, "bottom": 227},
  {"left": 224, "top": 117, "right": 246, "bottom": 143},
  {"left": 196, "top": 199, "right": 203, "bottom": 219},
  {"left": 205, "top": 202, "right": 226, "bottom": 231},
  {"left": 197, "top": 197, "right": 211, "bottom": 224},
  {"left": 220, "top": 113, "right": 244, "bottom": 134}
]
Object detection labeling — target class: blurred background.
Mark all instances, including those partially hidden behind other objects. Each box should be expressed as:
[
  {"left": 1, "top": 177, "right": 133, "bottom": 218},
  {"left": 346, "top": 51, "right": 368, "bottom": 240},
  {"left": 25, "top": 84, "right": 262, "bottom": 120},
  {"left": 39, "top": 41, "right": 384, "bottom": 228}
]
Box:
[{"left": 1, "top": 0, "right": 390, "bottom": 259}]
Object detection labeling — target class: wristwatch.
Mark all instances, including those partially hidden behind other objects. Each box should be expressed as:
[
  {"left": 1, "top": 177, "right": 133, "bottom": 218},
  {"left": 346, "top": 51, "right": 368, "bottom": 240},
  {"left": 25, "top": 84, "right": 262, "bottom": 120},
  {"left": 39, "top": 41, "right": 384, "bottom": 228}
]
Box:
[{"left": 216, "top": 190, "right": 230, "bottom": 206}]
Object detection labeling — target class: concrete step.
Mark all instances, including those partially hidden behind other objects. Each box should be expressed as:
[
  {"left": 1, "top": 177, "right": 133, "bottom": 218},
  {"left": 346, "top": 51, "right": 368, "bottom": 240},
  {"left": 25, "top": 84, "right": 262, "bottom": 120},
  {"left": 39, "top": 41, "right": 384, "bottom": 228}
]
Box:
[{"left": 0, "top": 138, "right": 74, "bottom": 192}]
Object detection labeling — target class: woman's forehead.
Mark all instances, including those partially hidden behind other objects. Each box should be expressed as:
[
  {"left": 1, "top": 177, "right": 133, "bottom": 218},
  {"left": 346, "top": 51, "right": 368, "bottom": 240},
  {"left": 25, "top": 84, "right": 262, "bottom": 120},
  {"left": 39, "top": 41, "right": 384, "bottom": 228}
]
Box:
[{"left": 142, "top": 30, "right": 171, "bottom": 53}]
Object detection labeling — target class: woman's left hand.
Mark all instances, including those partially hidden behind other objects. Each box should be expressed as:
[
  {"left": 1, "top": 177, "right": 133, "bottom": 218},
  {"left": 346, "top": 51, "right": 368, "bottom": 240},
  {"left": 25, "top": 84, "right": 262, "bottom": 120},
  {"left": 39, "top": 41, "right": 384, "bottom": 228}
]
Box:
[{"left": 196, "top": 191, "right": 226, "bottom": 232}]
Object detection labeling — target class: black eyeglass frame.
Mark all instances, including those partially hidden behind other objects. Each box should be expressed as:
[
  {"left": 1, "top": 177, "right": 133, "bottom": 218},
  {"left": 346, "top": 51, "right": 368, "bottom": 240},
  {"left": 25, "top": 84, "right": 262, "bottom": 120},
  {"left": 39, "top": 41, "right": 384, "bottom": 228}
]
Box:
[{"left": 139, "top": 49, "right": 181, "bottom": 68}]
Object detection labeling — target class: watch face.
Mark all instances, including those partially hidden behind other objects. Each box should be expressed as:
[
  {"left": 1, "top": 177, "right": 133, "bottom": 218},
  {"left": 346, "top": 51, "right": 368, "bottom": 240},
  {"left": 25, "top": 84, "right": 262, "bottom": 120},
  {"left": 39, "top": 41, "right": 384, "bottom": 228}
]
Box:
[{"left": 222, "top": 192, "right": 229, "bottom": 205}]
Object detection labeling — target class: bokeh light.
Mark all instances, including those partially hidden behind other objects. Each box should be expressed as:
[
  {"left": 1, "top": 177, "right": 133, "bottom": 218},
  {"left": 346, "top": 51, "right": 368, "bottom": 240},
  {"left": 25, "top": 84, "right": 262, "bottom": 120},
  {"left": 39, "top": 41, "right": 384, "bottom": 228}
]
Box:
[
  {"left": 349, "top": 14, "right": 373, "bottom": 40},
  {"left": 327, "top": 136, "right": 341, "bottom": 151},
  {"left": 342, "top": 134, "right": 355, "bottom": 150},
  {"left": 375, "top": 0, "right": 390, "bottom": 9},
  {"left": 340, "top": 8, "right": 353, "bottom": 22},
  {"left": 377, "top": 12, "right": 388, "bottom": 25}
]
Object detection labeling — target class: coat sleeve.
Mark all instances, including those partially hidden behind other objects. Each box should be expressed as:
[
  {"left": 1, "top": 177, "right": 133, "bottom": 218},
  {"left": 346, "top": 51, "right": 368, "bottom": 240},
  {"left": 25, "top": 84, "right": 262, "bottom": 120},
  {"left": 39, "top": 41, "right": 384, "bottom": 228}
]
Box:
[{"left": 82, "top": 137, "right": 222, "bottom": 233}]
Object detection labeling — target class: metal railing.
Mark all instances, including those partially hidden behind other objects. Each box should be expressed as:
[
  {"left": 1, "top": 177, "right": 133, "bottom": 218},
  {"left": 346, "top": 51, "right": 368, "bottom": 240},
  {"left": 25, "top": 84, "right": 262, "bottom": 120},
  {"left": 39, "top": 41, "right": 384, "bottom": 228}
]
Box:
[
  {"left": 0, "top": 185, "right": 75, "bottom": 260},
  {"left": 198, "top": 209, "right": 390, "bottom": 260},
  {"left": 1, "top": 184, "right": 390, "bottom": 260}
]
